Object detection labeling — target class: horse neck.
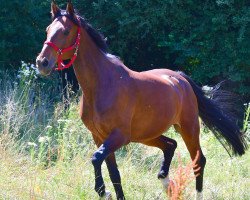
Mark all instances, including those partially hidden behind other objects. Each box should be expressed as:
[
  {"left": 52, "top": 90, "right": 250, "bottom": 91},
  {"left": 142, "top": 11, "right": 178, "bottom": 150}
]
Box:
[{"left": 73, "top": 28, "right": 128, "bottom": 102}]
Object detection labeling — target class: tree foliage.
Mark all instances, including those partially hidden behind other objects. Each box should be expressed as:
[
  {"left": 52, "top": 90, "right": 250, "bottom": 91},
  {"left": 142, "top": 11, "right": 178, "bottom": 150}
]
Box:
[
  {"left": 1, "top": 0, "right": 249, "bottom": 96},
  {"left": 0, "top": 1, "right": 50, "bottom": 69}
]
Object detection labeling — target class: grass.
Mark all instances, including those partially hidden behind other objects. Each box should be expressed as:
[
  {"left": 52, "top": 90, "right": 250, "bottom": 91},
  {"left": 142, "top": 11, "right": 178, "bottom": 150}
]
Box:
[
  {"left": 0, "top": 67, "right": 249, "bottom": 199},
  {"left": 0, "top": 105, "right": 249, "bottom": 200}
]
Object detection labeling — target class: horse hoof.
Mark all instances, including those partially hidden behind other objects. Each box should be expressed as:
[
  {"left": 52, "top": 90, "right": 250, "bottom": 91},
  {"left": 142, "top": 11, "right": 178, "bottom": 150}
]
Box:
[
  {"left": 100, "top": 191, "right": 112, "bottom": 200},
  {"left": 160, "top": 175, "right": 170, "bottom": 190},
  {"left": 196, "top": 191, "right": 203, "bottom": 200}
]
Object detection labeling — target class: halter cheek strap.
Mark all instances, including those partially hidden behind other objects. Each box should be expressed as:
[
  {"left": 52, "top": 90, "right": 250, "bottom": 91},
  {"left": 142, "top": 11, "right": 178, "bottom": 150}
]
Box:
[{"left": 44, "top": 21, "right": 81, "bottom": 71}]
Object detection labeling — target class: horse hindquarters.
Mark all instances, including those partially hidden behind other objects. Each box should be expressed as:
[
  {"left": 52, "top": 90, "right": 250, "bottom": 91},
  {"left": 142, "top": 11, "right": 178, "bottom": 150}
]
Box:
[{"left": 174, "top": 81, "right": 206, "bottom": 197}]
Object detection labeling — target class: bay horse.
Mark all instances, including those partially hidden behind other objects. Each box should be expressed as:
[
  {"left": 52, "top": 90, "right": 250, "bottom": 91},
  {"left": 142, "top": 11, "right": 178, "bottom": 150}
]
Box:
[{"left": 36, "top": 2, "right": 247, "bottom": 199}]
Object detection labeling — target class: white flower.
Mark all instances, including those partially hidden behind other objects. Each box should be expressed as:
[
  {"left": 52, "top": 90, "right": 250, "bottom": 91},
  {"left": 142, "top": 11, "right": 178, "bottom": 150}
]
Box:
[
  {"left": 27, "top": 142, "right": 37, "bottom": 147},
  {"left": 38, "top": 136, "right": 50, "bottom": 143}
]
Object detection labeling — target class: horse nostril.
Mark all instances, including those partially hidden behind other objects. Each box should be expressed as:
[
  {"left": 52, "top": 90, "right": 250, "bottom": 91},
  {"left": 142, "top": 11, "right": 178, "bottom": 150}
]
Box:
[{"left": 42, "top": 58, "right": 49, "bottom": 67}]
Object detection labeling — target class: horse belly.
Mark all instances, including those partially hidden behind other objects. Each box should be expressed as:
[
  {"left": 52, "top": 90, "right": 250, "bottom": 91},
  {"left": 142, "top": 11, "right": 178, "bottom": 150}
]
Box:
[{"left": 130, "top": 88, "right": 180, "bottom": 142}]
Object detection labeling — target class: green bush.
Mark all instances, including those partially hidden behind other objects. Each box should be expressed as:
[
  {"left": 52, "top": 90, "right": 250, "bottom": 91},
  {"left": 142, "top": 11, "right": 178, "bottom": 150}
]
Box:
[
  {"left": 80, "top": 0, "right": 249, "bottom": 95},
  {"left": 1, "top": 0, "right": 249, "bottom": 97}
]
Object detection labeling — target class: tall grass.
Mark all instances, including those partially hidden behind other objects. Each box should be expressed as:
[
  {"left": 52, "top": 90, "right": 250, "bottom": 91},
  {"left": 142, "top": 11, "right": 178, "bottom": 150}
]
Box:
[{"left": 0, "top": 64, "right": 249, "bottom": 199}]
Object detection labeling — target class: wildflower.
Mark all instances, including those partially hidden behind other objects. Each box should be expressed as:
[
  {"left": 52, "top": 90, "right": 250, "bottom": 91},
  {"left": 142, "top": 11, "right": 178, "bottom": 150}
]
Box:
[
  {"left": 27, "top": 142, "right": 37, "bottom": 147},
  {"left": 38, "top": 136, "right": 50, "bottom": 143}
]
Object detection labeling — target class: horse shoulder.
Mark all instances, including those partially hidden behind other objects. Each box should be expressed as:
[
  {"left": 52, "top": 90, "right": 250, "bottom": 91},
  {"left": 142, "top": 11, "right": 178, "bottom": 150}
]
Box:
[{"left": 93, "top": 78, "right": 136, "bottom": 133}]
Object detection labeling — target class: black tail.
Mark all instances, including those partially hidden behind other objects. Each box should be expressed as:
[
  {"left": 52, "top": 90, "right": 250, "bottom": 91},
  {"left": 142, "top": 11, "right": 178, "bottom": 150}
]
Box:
[{"left": 179, "top": 72, "right": 248, "bottom": 156}]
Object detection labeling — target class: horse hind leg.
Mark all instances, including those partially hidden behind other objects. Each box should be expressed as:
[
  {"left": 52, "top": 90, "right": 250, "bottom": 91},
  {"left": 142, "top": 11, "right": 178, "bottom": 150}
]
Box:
[
  {"left": 142, "top": 135, "right": 177, "bottom": 190},
  {"left": 175, "top": 120, "right": 206, "bottom": 200}
]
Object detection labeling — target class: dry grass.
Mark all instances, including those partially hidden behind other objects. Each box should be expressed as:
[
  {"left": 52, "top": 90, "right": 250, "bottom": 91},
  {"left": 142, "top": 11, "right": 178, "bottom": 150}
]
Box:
[{"left": 167, "top": 152, "right": 198, "bottom": 200}]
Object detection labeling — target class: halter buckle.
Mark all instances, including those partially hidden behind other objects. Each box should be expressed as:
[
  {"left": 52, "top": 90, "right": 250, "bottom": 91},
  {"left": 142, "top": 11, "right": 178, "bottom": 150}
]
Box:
[{"left": 58, "top": 49, "right": 62, "bottom": 55}]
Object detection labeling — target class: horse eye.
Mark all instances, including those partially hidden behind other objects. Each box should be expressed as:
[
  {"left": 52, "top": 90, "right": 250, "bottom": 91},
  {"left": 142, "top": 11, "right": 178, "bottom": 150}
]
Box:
[{"left": 63, "top": 29, "right": 70, "bottom": 36}]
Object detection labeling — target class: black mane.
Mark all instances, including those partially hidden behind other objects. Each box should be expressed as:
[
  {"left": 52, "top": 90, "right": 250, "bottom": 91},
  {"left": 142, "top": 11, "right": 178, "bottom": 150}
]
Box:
[{"left": 52, "top": 10, "right": 108, "bottom": 53}]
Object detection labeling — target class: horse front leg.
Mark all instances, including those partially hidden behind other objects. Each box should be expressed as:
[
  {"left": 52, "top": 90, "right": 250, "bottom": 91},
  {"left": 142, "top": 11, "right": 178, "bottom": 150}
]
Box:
[
  {"left": 91, "top": 129, "right": 127, "bottom": 199},
  {"left": 105, "top": 153, "right": 125, "bottom": 200}
]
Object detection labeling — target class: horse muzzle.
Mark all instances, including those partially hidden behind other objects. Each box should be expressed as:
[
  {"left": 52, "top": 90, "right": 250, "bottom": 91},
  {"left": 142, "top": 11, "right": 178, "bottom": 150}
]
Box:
[{"left": 36, "top": 56, "right": 55, "bottom": 76}]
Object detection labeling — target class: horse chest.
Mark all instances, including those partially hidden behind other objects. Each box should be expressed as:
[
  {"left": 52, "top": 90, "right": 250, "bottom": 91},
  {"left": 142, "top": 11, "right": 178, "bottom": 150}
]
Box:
[{"left": 80, "top": 96, "right": 119, "bottom": 138}]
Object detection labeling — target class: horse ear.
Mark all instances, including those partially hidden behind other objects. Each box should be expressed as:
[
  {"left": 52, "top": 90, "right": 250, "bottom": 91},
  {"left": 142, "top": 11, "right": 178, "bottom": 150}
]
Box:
[
  {"left": 51, "top": 1, "right": 60, "bottom": 18},
  {"left": 66, "top": 1, "right": 75, "bottom": 16}
]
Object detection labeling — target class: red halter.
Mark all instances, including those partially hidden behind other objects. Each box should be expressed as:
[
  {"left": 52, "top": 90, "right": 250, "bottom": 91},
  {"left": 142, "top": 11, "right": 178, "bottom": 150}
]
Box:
[{"left": 44, "top": 21, "right": 81, "bottom": 71}]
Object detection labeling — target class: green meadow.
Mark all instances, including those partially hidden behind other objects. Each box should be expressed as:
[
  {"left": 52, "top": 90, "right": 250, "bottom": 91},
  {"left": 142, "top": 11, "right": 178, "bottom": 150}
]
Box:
[{"left": 0, "top": 68, "right": 249, "bottom": 200}]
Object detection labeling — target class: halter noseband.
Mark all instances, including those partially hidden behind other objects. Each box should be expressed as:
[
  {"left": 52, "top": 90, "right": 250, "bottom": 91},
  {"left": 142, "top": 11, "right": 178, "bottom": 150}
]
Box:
[{"left": 44, "top": 18, "right": 81, "bottom": 71}]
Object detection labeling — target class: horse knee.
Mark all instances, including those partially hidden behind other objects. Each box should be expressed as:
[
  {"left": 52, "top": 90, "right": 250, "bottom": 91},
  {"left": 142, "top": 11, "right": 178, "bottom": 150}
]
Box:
[
  {"left": 91, "top": 145, "right": 107, "bottom": 167},
  {"left": 91, "top": 154, "right": 102, "bottom": 167}
]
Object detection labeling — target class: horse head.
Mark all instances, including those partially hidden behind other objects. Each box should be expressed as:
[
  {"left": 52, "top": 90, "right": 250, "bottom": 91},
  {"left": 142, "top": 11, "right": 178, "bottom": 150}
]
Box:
[{"left": 36, "top": 1, "right": 80, "bottom": 75}]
